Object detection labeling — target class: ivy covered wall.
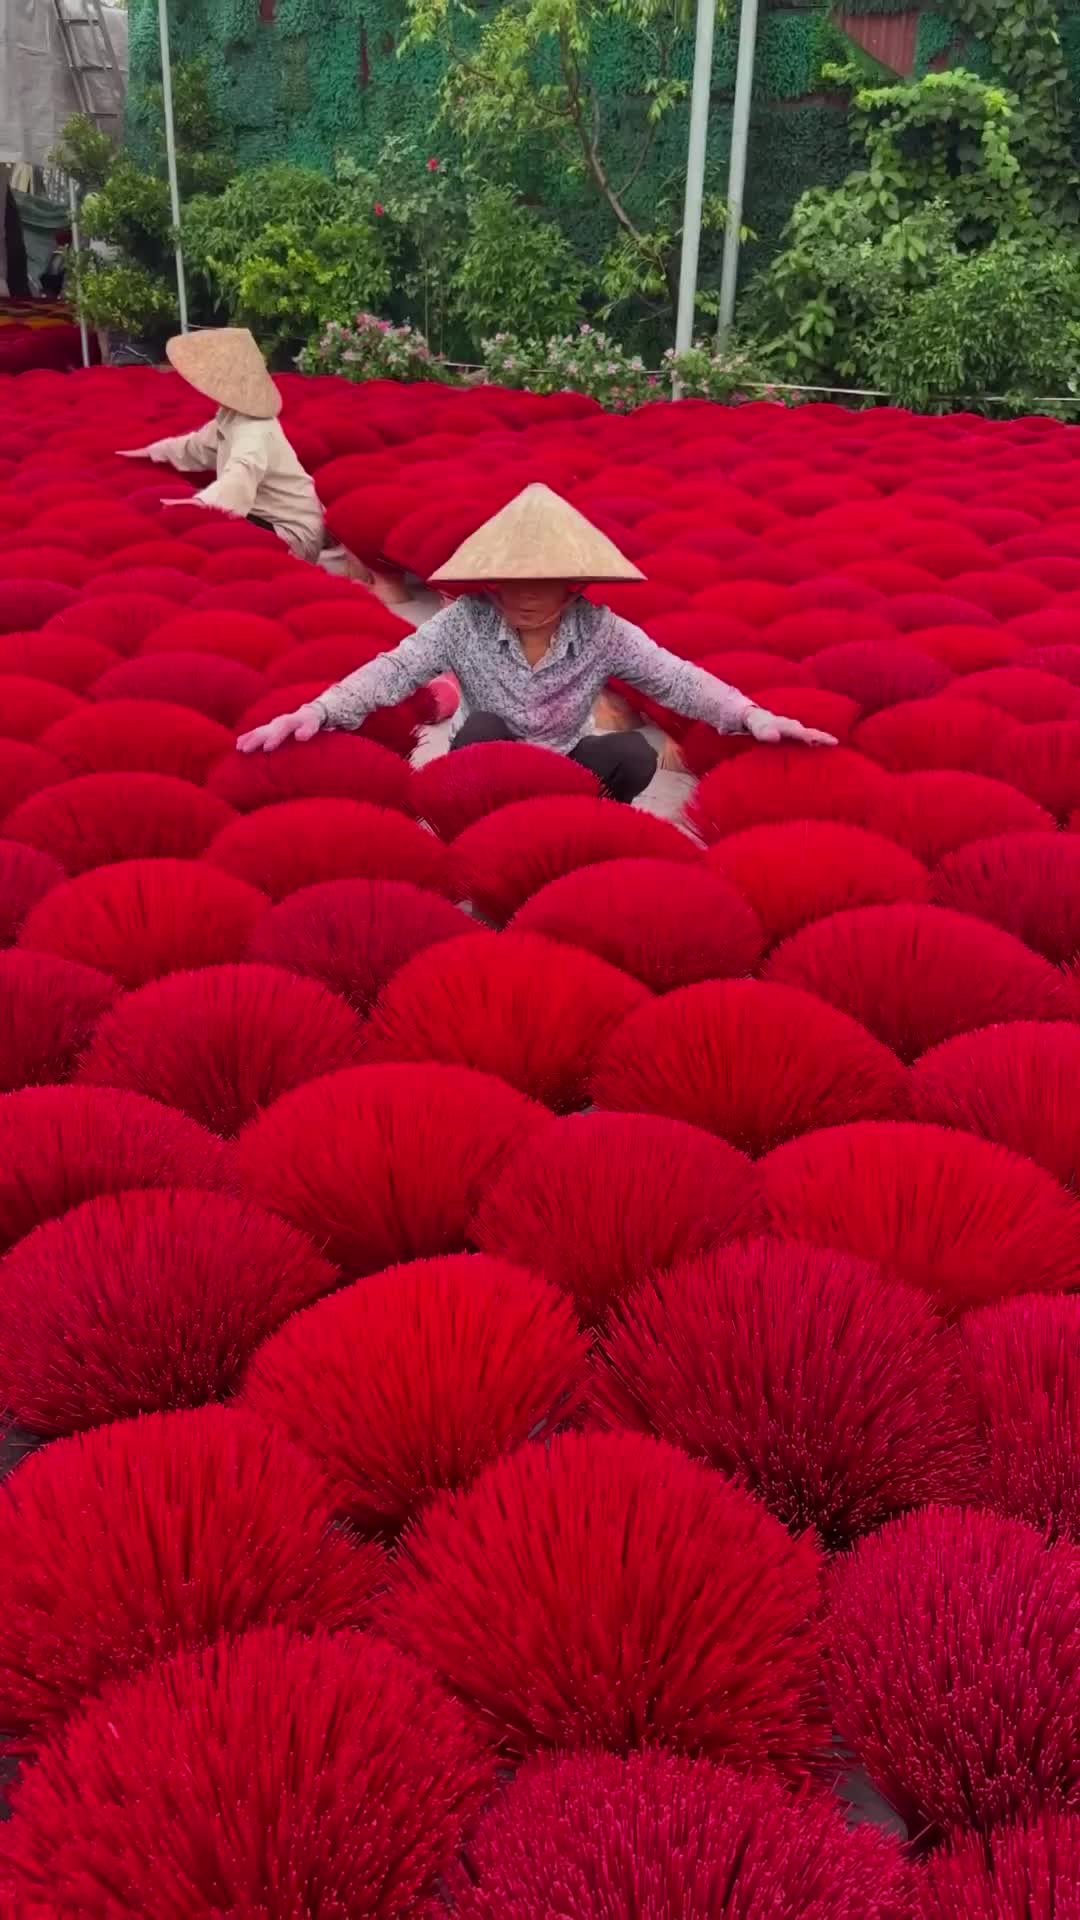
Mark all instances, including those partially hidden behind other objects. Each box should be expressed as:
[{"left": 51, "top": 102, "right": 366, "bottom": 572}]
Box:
[{"left": 125, "top": 0, "right": 1074, "bottom": 275}]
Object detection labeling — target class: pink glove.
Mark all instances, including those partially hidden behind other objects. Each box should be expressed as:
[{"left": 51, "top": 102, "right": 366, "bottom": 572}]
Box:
[{"left": 427, "top": 674, "right": 460, "bottom": 723}]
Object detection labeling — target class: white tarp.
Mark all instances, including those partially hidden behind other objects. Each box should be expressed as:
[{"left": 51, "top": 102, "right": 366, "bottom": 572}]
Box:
[{"left": 0, "top": 0, "right": 127, "bottom": 168}]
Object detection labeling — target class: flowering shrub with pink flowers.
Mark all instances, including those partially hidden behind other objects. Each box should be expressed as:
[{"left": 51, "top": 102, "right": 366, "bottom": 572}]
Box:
[
  {"left": 299, "top": 313, "right": 451, "bottom": 384},
  {"left": 664, "top": 343, "right": 799, "bottom": 406},
  {"left": 479, "top": 327, "right": 655, "bottom": 411}
]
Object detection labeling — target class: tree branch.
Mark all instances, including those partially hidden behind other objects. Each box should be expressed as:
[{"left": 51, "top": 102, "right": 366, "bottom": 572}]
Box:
[
  {"left": 619, "top": 15, "right": 674, "bottom": 202},
  {"left": 616, "top": 120, "right": 658, "bottom": 203},
  {"left": 439, "top": 37, "right": 581, "bottom": 146},
  {"left": 560, "top": 29, "right": 645, "bottom": 243}
]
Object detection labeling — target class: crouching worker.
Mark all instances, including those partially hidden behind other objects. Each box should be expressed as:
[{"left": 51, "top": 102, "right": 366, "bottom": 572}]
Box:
[
  {"left": 118, "top": 327, "right": 325, "bottom": 562},
  {"left": 236, "top": 485, "right": 836, "bottom": 797}
]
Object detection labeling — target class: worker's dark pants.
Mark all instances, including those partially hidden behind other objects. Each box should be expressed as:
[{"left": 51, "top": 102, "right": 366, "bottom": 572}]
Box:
[{"left": 451, "top": 711, "right": 657, "bottom": 804}]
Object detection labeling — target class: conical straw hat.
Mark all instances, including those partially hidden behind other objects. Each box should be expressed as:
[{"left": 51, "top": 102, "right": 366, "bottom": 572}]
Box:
[
  {"left": 166, "top": 328, "right": 281, "bottom": 419},
  {"left": 429, "top": 484, "right": 645, "bottom": 584}
]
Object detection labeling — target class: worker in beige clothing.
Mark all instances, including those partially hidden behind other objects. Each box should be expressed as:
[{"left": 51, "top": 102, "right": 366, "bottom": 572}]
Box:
[{"left": 118, "top": 328, "right": 325, "bottom": 561}]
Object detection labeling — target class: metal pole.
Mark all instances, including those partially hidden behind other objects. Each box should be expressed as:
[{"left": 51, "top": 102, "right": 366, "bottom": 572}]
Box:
[
  {"left": 157, "top": 0, "right": 189, "bottom": 331},
  {"left": 68, "top": 178, "right": 91, "bottom": 368},
  {"left": 717, "top": 0, "right": 760, "bottom": 345},
  {"left": 674, "top": 0, "right": 717, "bottom": 362}
]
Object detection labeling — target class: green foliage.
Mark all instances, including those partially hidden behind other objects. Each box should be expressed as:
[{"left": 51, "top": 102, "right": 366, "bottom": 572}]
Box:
[
  {"left": 913, "top": 13, "right": 959, "bottom": 73},
  {"left": 840, "top": 65, "right": 1029, "bottom": 242},
  {"left": 402, "top": 0, "right": 726, "bottom": 333},
  {"left": 867, "top": 240, "right": 1080, "bottom": 412},
  {"left": 666, "top": 340, "right": 795, "bottom": 403},
  {"left": 756, "top": 11, "right": 820, "bottom": 100},
  {"left": 742, "top": 64, "right": 1076, "bottom": 404},
  {"left": 808, "top": 17, "right": 889, "bottom": 91},
  {"left": 453, "top": 189, "right": 586, "bottom": 347},
  {"left": 597, "top": 226, "right": 675, "bottom": 315},
  {"left": 185, "top": 163, "right": 332, "bottom": 252},
  {"left": 224, "top": 224, "right": 390, "bottom": 358},
  {"left": 68, "top": 258, "right": 177, "bottom": 339},
  {"left": 80, "top": 158, "right": 172, "bottom": 260},
  {"left": 948, "top": 0, "right": 1077, "bottom": 228},
  {"left": 118, "top": 0, "right": 1080, "bottom": 408},
  {"left": 50, "top": 115, "right": 114, "bottom": 194},
  {"left": 126, "top": 0, "right": 1080, "bottom": 366},
  {"left": 56, "top": 60, "right": 233, "bottom": 343},
  {"left": 598, "top": 192, "right": 746, "bottom": 329},
  {"left": 736, "top": 100, "right": 857, "bottom": 262},
  {"left": 338, "top": 144, "right": 585, "bottom": 357},
  {"left": 746, "top": 187, "right": 955, "bottom": 382},
  {"left": 479, "top": 327, "right": 656, "bottom": 410},
  {"left": 184, "top": 166, "right": 390, "bottom": 356},
  {"left": 299, "top": 312, "right": 454, "bottom": 383},
  {"left": 338, "top": 140, "right": 472, "bottom": 353},
  {"left": 139, "top": 60, "right": 235, "bottom": 196}
]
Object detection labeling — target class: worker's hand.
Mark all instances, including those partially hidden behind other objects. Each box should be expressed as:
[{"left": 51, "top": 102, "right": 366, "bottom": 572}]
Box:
[
  {"left": 161, "top": 497, "right": 205, "bottom": 509},
  {"left": 744, "top": 705, "right": 838, "bottom": 748},
  {"left": 116, "top": 448, "right": 149, "bottom": 459},
  {"left": 236, "top": 704, "right": 324, "bottom": 754}
]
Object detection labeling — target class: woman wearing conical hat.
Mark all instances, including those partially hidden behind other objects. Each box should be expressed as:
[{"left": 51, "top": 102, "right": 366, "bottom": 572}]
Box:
[
  {"left": 237, "top": 485, "right": 835, "bottom": 801},
  {"left": 118, "top": 328, "right": 325, "bottom": 562}
]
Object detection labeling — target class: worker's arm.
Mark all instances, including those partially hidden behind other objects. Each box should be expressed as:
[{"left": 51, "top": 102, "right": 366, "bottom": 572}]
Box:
[
  {"left": 194, "top": 416, "right": 271, "bottom": 517},
  {"left": 606, "top": 617, "right": 754, "bottom": 731},
  {"left": 606, "top": 617, "right": 836, "bottom": 745},
  {"left": 119, "top": 417, "right": 221, "bottom": 471},
  {"left": 236, "top": 605, "right": 459, "bottom": 753},
  {"left": 312, "top": 609, "right": 456, "bottom": 729}
]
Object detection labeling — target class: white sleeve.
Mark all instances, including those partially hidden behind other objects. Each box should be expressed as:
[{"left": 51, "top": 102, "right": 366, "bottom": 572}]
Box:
[
  {"left": 140, "top": 418, "right": 221, "bottom": 472},
  {"left": 315, "top": 605, "right": 460, "bottom": 730},
  {"left": 194, "top": 417, "right": 271, "bottom": 518},
  {"left": 606, "top": 616, "right": 754, "bottom": 733}
]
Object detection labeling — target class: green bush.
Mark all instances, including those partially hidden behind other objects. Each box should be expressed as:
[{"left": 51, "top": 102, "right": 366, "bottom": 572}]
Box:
[
  {"left": 55, "top": 60, "right": 233, "bottom": 345},
  {"left": 402, "top": 0, "right": 723, "bottom": 341},
  {"left": 747, "top": 191, "right": 960, "bottom": 383},
  {"left": 324, "top": 151, "right": 584, "bottom": 360},
  {"left": 740, "top": 65, "right": 1080, "bottom": 407},
  {"left": 69, "top": 258, "right": 178, "bottom": 338},
  {"left": 50, "top": 115, "right": 114, "bottom": 194},
  {"left": 867, "top": 241, "right": 1080, "bottom": 411},
  {"left": 80, "top": 157, "right": 172, "bottom": 260},
  {"left": 137, "top": 62, "right": 235, "bottom": 199},
  {"left": 844, "top": 67, "right": 1030, "bottom": 244},
  {"left": 184, "top": 165, "right": 351, "bottom": 254},
  {"left": 184, "top": 169, "right": 391, "bottom": 356},
  {"left": 453, "top": 189, "right": 586, "bottom": 350},
  {"left": 342, "top": 141, "right": 470, "bottom": 356}
]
